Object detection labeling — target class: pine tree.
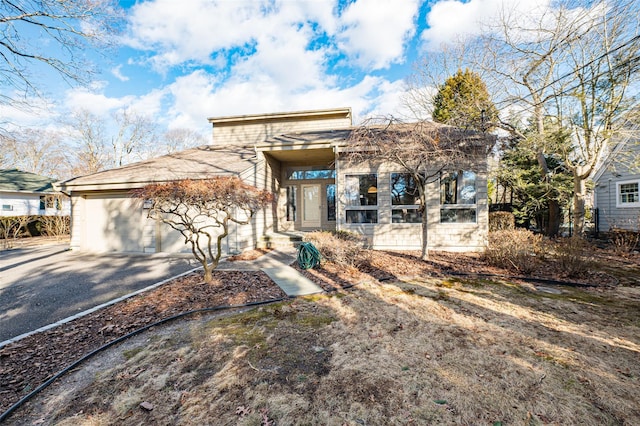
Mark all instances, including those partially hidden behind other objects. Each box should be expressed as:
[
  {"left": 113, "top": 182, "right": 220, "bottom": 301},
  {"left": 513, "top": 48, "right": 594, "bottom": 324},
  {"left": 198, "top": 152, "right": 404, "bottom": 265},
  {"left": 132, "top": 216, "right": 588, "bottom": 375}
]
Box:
[{"left": 432, "top": 68, "right": 498, "bottom": 132}]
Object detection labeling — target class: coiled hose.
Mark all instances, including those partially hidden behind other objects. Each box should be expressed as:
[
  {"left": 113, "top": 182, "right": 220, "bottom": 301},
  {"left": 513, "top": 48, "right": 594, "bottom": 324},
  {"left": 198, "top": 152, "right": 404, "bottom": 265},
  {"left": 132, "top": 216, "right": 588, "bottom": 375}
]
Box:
[{"left": 297, "top": 242, "right": 321, "bottom": 269}]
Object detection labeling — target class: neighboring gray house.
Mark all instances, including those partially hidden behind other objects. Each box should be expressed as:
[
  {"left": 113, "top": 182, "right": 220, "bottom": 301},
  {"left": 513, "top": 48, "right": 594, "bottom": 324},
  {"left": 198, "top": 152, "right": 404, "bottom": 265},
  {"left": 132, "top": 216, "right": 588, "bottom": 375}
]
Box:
[
  {"left": 593, "top": 133, "right": 640, "bottom": 232},
  {"left": 0, "top": 169, "right": 70, "bottom": 217},
  {"left": 58, "top": 108, "right": 492, "bottom": 255}
]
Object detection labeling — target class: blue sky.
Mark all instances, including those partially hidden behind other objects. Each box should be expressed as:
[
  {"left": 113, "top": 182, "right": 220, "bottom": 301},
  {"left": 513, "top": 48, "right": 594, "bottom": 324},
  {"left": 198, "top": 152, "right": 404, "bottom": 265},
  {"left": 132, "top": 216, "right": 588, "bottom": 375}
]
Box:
[{"left": 4, "top": 0, "right": 555, "bottom": 136}]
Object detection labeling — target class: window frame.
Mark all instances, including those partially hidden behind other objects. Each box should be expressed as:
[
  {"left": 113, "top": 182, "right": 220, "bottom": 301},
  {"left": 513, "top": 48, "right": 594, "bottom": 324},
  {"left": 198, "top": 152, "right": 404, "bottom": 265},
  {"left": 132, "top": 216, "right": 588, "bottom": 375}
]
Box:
[
  {"left": 616, "top": 179, "right": 640, "bottom": 208},
  {"left": 390, "top": 172, "right": 422, "bottom": 224},
  {"left": 344, "top": 173, "right": 378, "bottom": 224},
  {"left": 439, "top": 170, "right": 478, "bottom": 224},
  {"left": 285, "top": 186, "right": 297, "bottom": 222}
]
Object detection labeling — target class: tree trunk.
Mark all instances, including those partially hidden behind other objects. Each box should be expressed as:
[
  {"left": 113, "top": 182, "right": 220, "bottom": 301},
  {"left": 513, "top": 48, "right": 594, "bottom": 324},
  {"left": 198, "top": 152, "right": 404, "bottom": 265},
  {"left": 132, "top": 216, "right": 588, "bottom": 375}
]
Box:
[
  {"left": 421, "top": 209, "right": 429, "bottom": 260},
  {"left": 546, "top": 200, "right": 561, "bottom": 237},
  {"left": 573, "top": 175, "right": 587, "bottom": 236}
]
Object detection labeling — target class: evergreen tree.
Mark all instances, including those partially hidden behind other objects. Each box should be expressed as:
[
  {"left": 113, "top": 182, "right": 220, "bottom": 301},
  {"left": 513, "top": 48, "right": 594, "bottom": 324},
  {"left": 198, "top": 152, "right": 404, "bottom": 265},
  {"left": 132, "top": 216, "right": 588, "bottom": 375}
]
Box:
[{"left": 432, "top": 68, "right": 498, "bottom": 132}]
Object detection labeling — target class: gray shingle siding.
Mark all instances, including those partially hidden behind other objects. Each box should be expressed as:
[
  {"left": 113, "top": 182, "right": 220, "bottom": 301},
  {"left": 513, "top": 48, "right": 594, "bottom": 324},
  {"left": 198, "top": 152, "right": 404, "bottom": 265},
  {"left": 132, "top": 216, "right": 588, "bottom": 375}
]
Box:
[{"left": 594, "top": 139, "right": 640, "bottom": 231}]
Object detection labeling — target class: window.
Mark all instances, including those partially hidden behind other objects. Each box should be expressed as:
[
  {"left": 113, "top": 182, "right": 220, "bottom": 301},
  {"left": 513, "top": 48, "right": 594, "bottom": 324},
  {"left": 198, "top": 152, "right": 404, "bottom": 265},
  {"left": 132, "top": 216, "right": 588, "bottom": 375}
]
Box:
[
  {"left": 2, "top": 204, "right": 13, "bottom": 211},
  {"left": 617, "top": 180, "right": 640, "bottom": 207},
  {"left": 286, "top": 186, "right": 297, "bottom": 221},
  {"left": 345, "top": 174, "right": 378, "bottom": 223},
  {"left": 440, "top": 170, "right": 477, "bottom": 223},
  {"left": 287, "top": 168, "right": 335, "bottom": 180},
  {"left": 327, "top": 184, "right": 336, "bottom": 221},
  {"left": 39, "top": 196, "right": 46, "bottom": 210},
  {"left": 391, "top": 173, "right": 422, "bottom": 223}
]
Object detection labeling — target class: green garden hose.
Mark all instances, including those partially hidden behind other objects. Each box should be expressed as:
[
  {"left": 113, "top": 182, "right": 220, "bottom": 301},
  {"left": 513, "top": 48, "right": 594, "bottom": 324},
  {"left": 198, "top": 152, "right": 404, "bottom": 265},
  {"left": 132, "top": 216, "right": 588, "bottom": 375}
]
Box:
[{"left": 297, "top": 242, "right": 322, "bottom": 269}]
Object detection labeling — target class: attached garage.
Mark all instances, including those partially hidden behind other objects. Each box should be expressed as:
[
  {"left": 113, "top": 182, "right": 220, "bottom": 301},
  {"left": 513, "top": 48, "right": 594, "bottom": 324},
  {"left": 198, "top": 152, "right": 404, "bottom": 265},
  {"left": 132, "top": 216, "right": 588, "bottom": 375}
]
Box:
[{"left": 59, "top": 146, "right": 266, "bottom": 254}]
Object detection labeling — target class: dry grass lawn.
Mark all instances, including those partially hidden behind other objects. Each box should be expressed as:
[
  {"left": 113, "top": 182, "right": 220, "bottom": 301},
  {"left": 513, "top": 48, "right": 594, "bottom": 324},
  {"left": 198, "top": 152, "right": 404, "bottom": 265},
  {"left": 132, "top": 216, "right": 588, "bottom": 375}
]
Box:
[{"left": 8, "top": 271, "right": 640, "bottom": 425}]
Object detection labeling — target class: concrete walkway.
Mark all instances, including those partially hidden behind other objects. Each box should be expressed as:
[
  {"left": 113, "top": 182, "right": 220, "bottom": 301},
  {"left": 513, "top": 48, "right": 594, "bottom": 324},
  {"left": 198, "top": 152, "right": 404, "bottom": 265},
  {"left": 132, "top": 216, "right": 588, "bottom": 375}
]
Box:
[{"left": 218, "top": 247, "right": 324, "bottom": 297}]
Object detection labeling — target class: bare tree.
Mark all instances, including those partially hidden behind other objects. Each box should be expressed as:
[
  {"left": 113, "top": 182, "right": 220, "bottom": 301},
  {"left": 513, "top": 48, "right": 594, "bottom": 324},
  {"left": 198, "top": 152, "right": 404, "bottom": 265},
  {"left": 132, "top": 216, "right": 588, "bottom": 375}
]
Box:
[
  {"left": 65, "top": 109, "right": 110, "bottom": 175},
  {"left": 0, "top": 128, "right": 70, "bottom": 179},
  {"left": 479, "top": 0, "right": 640, "bottom": 235},
  {"left": 110, "top": 109, "right": 156, "bottom": 167},
  {"left": 66, "top": 109, "right": 156, "bottom": 175},
  {"left": 408, "top": 0, "right": 640, "bottom": 236},
  {"left": 345, "top": 117, "right": 495, "bottom": 260},
  {"left": 160, "top": 128, "right": 207, "bottom": 154},
  {"left": 0, "top": 0, "right": 122, "bottom": 108},
  {"left": 131, "top": 177, "right": 273, "bottom": 283}
]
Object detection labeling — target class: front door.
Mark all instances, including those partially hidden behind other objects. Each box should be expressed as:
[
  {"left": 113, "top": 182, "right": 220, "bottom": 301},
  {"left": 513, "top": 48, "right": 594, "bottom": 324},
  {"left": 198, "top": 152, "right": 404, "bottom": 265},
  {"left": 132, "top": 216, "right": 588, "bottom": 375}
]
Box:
[{"left": 301, "top": 184, "right": 321, "bottom": 228}]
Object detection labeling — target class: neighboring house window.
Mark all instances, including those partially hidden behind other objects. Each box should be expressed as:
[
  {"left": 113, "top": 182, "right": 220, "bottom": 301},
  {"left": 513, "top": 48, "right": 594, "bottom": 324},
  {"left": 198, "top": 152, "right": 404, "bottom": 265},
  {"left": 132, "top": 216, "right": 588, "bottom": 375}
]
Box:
[
  {"left": 345, "top": 174, "right": 378, "bottom": 223},
  {"left": 327, "top": 184, "right": 336, "bottom": 221},
  {"left": 391, "top": 173, "right": 422, "bottom": 223},
  {"left": 440, "top": 170, "right": 477, "bottom": 223},
  {"left": 2, "top": 204, "right": 13, "bottom": 211},
  {"left": 617, "top": 180, "right": 640, "bottom": 207},
  {"left": 286, "top": 186, "right": 297, "bottom": 221},
  {"left": 40, "top": 195, "right": 57, "bottom": 210}
]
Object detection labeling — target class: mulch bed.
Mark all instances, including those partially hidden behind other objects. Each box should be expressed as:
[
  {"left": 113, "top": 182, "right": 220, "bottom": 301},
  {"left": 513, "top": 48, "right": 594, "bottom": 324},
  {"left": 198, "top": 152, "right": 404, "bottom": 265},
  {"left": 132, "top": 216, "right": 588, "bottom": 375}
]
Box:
[
  {"left": 1, "top": 248, "right": 637, "bottom": 416},
  {"left": 0, "top": 270, "right": 285, "bottom": 415}
]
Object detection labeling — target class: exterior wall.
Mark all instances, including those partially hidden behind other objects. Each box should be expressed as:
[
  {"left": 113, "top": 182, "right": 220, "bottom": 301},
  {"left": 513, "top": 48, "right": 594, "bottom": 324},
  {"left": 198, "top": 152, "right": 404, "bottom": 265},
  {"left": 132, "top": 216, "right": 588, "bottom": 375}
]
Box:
[
  {"left": 594, "top": 140, "right": 640, "bottom": 231},
  {"left": 0, "top": 192, "right": 70, "bottom": 217},
  {"left": 70, "top": 189, "right": 263, "bottom": 255},
  {"left": 210, "top": 109, "right": 352, "bottom": 147},
  {"left": 336, "top": 158, "right": 488, "bottom": 252}
]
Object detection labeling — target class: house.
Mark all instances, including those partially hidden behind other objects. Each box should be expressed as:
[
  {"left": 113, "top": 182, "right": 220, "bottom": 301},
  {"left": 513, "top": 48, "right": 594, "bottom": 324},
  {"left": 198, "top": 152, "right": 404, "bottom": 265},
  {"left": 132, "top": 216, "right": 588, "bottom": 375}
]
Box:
[
  {"left": 58, "top": 108, "right": 492, "bottom": 254},
  {"left": 593, "top": 131, "right": 640, "bottom": 232},
  {"left": 0, "top": 169, "right": 70, "bottom": 217}
]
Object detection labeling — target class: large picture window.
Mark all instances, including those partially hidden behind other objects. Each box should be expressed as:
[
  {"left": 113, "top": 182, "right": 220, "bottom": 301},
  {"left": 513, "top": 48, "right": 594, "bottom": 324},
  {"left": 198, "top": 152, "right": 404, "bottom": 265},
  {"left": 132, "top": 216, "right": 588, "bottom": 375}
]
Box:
[
  {"left": 440, "top": 170, "right": 477, "bottom": 223},
  {"left": 345, "top": 174, "right": 378, "bottom": 223},
  {"left": 617, "top": 180, "right": 640, "bottom": 207},
  {"left": 391, "top": 173, "right": 422, "bottom": 223}
]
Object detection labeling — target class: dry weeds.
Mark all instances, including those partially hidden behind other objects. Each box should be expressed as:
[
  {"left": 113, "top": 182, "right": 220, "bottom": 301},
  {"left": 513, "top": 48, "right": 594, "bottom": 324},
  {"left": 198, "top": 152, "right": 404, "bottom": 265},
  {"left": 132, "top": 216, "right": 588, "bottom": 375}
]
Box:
[{"left": 6, "top": 261, "right": 640, "bottom": 425}]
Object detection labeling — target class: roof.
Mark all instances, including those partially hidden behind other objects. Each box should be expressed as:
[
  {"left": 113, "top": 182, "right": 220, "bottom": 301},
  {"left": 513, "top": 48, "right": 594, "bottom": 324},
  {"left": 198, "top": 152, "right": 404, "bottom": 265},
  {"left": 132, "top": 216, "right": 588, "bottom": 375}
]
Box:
[
  {"left": 58, "top": 145, "right": 259, "bottom": 192},
  {"left": 0, "top": 169, "right": 57, "bottom": 193}
]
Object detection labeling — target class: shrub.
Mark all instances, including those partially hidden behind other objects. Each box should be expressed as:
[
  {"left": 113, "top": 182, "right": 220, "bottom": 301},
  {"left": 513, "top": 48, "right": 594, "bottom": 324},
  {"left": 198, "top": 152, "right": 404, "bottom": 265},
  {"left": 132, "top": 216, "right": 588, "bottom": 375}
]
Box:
[
  {"left": 551, "top": 236, "right": 592, "bottom": 277},
  {"left": 609, "top": 228, "right": 640, "bottom": 256},
  {"left": 489, "top": 211, "right": 515, "bottom": 231},
  {"left": 484, "top": 229, "right": 543, "bottom": 274},
  {"left": 304, "top": 231, "right": 371, "bottom": 269}
]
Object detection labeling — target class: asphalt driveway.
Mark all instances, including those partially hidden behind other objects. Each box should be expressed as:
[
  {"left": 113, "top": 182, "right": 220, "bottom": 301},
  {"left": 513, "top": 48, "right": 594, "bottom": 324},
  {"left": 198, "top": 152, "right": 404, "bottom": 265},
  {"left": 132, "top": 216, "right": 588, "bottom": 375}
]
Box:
[{"left": 0, "top": 244, "right": 200, "bottom": 343}]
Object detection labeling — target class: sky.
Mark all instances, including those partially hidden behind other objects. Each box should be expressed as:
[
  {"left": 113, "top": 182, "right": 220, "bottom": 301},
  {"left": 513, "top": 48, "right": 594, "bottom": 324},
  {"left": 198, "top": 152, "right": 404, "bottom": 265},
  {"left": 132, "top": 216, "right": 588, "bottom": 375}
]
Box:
[{"left": 4, "top": 0, "right": 557, "bottom": 137}]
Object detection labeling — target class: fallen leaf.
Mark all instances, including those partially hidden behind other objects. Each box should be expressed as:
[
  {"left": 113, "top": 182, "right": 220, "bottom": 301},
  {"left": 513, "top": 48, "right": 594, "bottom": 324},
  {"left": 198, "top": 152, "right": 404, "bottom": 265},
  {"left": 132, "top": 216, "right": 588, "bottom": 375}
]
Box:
[{"left": 140, "top": 401, "right": 154, "bottom": 411}]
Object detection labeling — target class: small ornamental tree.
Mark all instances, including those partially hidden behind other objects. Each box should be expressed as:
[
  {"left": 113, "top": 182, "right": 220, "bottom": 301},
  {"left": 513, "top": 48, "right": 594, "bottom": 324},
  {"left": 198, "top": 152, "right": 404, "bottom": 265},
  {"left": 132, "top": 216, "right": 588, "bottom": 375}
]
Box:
[{"left": 132, "top": 177, "right": 273, "bottom": 283}]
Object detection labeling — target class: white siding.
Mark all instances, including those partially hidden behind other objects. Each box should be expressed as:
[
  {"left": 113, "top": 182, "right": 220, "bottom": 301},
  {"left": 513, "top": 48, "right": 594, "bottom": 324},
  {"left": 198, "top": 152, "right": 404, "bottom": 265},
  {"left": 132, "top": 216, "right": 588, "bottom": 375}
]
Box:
[{"left": 0, "top": 192, "right": 70, "bottom": 217}]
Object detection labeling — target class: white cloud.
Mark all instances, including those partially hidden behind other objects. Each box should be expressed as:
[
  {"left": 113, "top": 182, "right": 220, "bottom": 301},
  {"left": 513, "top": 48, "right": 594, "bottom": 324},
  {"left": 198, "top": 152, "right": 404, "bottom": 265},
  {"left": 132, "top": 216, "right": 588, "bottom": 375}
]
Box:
[
  {"left": 111, "top": 65, "right": 129, "bottom": 82},
  {"left": 124, "top": 0, "right": 339, "bottom": 72},
  {"left": 64, "top": 87, "right": 132, "bottom": 116},
  {"left": 338, "top": 0, "right": 421, "bottom": 69},
  {"left": 162, "top": 69, "right": 408, "bottom": 133},
  {"left": 421, "top": 0, "right": 554, "bottom": 50}
]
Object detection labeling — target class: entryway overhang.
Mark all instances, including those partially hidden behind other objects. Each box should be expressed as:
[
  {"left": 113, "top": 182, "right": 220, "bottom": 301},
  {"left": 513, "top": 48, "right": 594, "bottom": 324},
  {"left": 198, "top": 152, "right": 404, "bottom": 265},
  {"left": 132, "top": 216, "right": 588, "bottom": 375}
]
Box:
[{"left": 257, "top": 145, "right": 336, "bottom": 163}]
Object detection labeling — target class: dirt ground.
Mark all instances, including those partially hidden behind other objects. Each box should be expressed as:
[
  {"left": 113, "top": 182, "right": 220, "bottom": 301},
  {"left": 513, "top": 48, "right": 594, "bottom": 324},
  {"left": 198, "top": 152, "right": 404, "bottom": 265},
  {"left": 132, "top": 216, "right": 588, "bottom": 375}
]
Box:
[{"left": 1, "top": 248, "right": 639, "bottom": 425}]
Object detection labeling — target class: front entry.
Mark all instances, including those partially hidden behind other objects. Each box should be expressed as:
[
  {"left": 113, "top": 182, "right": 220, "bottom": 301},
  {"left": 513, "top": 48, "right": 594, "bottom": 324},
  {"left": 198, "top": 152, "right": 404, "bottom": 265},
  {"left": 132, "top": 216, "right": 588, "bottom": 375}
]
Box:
[{"left": 301, "top": 184, "right": 321, "bottom": 228}]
